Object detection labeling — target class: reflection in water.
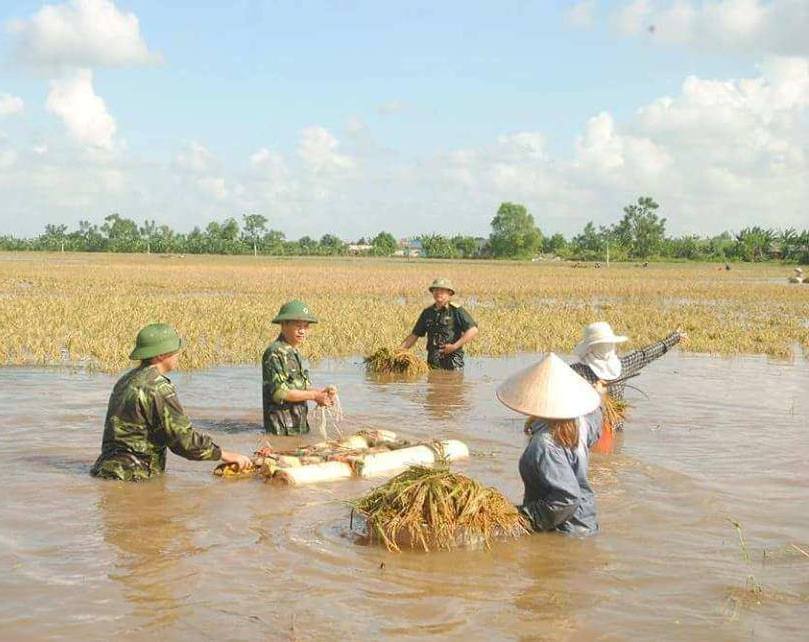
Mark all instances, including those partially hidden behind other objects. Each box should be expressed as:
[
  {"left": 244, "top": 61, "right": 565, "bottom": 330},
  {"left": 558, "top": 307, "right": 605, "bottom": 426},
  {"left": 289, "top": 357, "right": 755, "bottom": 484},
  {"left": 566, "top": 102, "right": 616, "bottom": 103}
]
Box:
[
  {"left": 1, "top": 354, "right": 808, "bottom": 641},
  {"left": 424, "top": 369, "right": 471, "bottom": 420},
  {"left": 96, "top": 482, "right": 202, "bottom": 633}
]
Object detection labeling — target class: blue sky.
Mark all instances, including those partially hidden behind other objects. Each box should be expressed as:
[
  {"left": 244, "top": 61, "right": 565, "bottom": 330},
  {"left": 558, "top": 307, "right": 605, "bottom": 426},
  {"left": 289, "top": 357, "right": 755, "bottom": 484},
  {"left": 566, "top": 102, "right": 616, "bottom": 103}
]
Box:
[{"left": 0, "top": 0, "right": 807, "bottom": 239}]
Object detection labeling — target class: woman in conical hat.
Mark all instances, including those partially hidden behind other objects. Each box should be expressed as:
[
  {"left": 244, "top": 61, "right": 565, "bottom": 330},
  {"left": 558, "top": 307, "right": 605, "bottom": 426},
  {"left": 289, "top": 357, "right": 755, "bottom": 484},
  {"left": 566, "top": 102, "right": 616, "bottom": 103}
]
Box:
[
  {"left": 497, "top": 353, "right": 605, "bottom": 535},
  {"left": 570, "top": 322, "right": 686, "bottom": 440}
]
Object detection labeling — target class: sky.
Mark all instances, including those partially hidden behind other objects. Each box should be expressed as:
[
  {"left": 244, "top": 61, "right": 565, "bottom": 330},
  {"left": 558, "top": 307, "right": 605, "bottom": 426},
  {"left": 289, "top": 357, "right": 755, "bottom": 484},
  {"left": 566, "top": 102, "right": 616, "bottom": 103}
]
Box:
[{"left": 0, "top": 0, "right": 807, "bottom": 240}]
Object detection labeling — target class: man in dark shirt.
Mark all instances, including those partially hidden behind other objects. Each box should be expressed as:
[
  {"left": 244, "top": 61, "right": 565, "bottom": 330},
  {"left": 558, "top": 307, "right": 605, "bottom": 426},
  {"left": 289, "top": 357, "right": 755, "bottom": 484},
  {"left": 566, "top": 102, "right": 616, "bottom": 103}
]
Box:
[{"left": 398, "top": 278, "right": 478, "bottom": 370}]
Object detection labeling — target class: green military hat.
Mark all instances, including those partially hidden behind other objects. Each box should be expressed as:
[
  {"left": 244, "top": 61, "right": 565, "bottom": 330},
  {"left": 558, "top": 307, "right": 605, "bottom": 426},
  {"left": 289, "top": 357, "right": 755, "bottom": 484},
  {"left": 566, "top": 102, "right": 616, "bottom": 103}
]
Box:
[
  {"left": 428, "top": 277, "right": 455, "bottom": 295},
  {"left": 272, "top": 300, "right": 319, "bottom": 324},
  {"left": 129, "top": 323, "right": 183, "bottom": 360}
]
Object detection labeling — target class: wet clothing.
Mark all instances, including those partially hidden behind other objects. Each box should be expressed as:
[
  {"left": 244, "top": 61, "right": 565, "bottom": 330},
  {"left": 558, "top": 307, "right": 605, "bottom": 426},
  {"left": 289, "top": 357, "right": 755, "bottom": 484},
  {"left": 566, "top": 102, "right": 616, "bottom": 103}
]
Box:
[
  {"left": 91, "top": 365, "right": 221, "bottom": 481},
  {"left": 262, "top": 335, "right": 311, "bottom": 435},
  {"left": 412, "top": 303, "right": 477, "bottom": 370},
  {"left": 519, "top": 408, "right": 603, "bottom": 536},
  {"left": 571, "top": 332, "right": 682, "bottom": 431}
]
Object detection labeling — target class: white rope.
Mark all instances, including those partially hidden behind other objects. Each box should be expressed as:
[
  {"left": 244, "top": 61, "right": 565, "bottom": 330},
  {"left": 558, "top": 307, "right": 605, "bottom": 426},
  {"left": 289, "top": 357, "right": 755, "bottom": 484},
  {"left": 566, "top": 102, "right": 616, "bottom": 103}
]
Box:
[{"left": 314, "top": 390, "right": 344, "bottom": 441}]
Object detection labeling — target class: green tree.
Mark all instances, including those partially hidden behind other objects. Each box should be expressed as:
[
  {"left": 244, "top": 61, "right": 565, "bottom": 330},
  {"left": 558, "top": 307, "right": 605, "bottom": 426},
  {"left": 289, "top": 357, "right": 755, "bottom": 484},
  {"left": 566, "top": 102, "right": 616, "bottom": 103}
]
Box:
[
  {"left": 421, "top": 234, "right": 458, "bottom": 258},
  {"left": 543, "top": 232, "right": 568, "bottom": 255},
  {"left": 734, "top": 227, "right": 774, "bottom": 262},
  {"left": 263, "top": 229, "right": 286, "bottom": 255},
  {"left": 319, "top": 234, "right": 347, "bottom": 255},
  {"left": 450, "top": 235, "right": 478, "bottom": 258},
  {"left": 298, "top": 235, "right": 318, "bottom": 254},
  {"left": 102, "top": 213, "right": 142, "bottom": 252},
  {"left": 139, "top": 220, "right": 158, "bottom": 254},
  {"left": 371, "top": 231, "right": 397, "bottom": 256},
  {"left": 40, "top": 224, "right": 69, "bottom": 251},
  {"left": 489, "top": 202, "right": 542, "bottom": 259},
  {"left": 614, "top": 196, "right": 667, "bottom": 258},
  {"left": 242, "top": 214, "right": 268, "bottom": 256}
]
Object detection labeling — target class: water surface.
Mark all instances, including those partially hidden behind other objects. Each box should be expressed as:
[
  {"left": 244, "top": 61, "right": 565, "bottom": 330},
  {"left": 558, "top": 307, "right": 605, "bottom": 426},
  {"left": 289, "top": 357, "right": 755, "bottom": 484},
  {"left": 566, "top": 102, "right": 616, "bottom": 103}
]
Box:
[{"left": 1, "top": 354, "right": 808, "bottom": 641}]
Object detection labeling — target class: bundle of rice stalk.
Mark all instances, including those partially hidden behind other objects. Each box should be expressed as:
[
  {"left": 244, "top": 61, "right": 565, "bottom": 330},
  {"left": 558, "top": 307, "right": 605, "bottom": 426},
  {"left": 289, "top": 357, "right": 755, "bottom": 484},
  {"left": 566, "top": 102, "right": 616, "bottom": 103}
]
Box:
[
  {"left": 350, "top": 464, "right": 530, "bottom": 552},
  {"left": 603, "top": 394, "right": 629, "bottom": 430},
  {"left": 592, "top": 394, "right": 630, "bottom": 454},
  {"left": 364, "top": 347, "right": 429, "bottom": 376},
  {"left": 213, "top": 461, "right": 257, "bottom": 479}
]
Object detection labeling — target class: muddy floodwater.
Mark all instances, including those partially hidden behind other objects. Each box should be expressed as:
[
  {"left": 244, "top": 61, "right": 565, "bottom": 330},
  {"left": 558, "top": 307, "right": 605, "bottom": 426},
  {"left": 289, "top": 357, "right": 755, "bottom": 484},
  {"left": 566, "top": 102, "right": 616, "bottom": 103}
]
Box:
[{"left": 1, "top": 354, "right": 808, "bottom": 641}]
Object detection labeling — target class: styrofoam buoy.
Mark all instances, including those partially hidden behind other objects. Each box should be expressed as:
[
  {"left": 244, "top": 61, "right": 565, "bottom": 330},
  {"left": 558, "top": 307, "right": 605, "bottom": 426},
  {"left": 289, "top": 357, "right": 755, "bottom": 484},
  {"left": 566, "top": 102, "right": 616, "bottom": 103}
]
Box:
[
  {"left": 273, "top": 461, "right": 353, "bottom": 485},
  {"left": 359, "top": 440, "right": 469, "bottom": 478}
]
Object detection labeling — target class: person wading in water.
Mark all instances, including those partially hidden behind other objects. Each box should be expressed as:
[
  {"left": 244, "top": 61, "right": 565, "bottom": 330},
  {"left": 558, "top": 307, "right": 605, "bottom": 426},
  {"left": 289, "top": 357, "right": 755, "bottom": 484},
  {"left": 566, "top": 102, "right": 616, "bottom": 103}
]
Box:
[
  {"left": 497, "top": 353, "right": 606, "bottom": 535},
  {"left": 570, "top": 321, "right": 687, "bottom": 451},
  {"left": 91, "top": 323, "right": 252, "bottom": 481},
  {"left": 398, "top": 278, "right": 479, "bottom": 370}
]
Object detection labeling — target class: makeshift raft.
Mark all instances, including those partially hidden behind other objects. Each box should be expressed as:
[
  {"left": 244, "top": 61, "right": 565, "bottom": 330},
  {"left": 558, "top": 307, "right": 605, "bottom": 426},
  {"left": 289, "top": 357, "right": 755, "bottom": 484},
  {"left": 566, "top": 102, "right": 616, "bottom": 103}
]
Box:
[{"left": 213, "top": 429, "right": 469, "bottom": 486}]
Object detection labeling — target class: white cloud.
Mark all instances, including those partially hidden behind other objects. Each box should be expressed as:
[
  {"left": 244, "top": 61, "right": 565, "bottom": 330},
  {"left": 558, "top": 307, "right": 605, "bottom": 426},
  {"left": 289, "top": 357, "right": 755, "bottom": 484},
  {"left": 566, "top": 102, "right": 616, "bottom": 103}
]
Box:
[
  {"left": 8, "top": 0, "right": 161, "bottom": 69},
  {"left": 0, "top": 94, "right": 24, "bottom": 117},
  {"left": 196, "top": 176, "right": 228, "bottom": 200},
  {"left": 566, "top": 0, "right": 596, "bottom": 27},
  {"left": 377, "top": 99, "right": 406, "bottom": 116},
  {"left": 1, "top": 61, "right": 807, "bottom": 239},
  {"left": 612, "top": 0, "right": 809, "bottom": 56},
  {"left": 0, "top": 144, "right": 17, "bottom": 169},
  {"left": 297, "top": 126, "right": 356, "bottom": 173},
  {"left": 175, "top": 141, "right": 216, "bottom": 173},
  {"left": 45, "top": 68, "right": 117, "bottom": 150}
]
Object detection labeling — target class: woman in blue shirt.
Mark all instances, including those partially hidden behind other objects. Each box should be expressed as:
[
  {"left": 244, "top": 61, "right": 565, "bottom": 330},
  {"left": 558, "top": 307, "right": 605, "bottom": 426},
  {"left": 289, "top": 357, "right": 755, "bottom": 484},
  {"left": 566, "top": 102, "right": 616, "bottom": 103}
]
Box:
[{"left": 497, "top": 353, "right": 605, "bottom": 535}]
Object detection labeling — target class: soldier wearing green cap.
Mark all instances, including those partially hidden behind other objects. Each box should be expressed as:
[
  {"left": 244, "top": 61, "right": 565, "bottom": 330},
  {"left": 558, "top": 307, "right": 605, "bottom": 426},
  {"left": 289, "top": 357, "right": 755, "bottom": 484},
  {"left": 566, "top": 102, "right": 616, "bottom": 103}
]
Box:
[
  {"left": 90, "top": 323, "right": 252, "bottom": 481},
  {"left": 262, "top": 300, "right": 334, "bottom": 434},
  {"left": 398, "top": 278, "right": 479, "bottom": 370}
]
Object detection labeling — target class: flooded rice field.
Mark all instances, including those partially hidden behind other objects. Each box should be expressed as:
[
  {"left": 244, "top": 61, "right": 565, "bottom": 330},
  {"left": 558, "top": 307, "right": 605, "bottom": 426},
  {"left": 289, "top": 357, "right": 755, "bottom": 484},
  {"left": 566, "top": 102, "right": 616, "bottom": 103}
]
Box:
[{"left": 1, "top": 353, "right": 808, "bottom": 641}]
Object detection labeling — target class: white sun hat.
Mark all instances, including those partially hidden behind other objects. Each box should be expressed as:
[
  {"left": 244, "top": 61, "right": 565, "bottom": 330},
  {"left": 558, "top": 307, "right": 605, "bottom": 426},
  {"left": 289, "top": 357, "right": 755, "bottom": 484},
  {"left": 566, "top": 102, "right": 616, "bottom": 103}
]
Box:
[
  {"left": 496, "top": 353, "right": 601, "bottom": 419},
  {"left": 572, "top": 321, "right": 629, "bottom": 357}
]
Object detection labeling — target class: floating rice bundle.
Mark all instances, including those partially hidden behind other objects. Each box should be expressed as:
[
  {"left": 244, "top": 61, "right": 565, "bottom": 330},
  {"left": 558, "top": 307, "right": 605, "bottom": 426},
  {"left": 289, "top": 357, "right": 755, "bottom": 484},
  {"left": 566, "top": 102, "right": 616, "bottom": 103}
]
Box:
[
  {"left": 350, "top": 464, "right": 530, "bottom": 552},
  {"left": 364, "top": 347, "right": 429, "bottom": 376},
  {"left": 213, "top": 461, "right": 257, "bottom": 478}
]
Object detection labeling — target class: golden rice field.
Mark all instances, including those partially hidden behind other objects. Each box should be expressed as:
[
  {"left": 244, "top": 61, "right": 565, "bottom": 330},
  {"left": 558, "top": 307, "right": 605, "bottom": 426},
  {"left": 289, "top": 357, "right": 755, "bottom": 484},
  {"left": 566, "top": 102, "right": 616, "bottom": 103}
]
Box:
[{"left": 1, "top": 252, "right": 807, "bottom": 371}]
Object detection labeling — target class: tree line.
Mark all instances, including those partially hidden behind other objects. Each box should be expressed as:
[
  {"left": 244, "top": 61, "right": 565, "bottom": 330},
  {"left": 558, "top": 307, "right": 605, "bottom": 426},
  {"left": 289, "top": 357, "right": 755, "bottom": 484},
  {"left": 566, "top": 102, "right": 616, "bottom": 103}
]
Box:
[{"left": 1, "top": 198, "right": 806, "bottom": 263}]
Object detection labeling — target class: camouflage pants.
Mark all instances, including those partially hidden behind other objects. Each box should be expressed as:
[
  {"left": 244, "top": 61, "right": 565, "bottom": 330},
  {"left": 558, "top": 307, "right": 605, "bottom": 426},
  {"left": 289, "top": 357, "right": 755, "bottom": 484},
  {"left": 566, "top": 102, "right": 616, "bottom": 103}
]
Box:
[
  {"left": 90, "top": 453, "right": 154, "bottom": 482},
  {"left": 263, "top": 403, "right": 310, "bottom": 435}
]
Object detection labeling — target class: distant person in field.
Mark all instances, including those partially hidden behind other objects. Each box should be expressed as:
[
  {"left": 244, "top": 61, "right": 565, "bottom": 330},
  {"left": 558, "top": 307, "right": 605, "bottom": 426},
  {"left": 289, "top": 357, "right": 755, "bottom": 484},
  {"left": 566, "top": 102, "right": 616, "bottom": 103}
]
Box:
[
  {"left": 91, "top": 324, "right": 251, "bottom": 481},
  {"left": 398, "top": 278, "right": 479, "bottom": 370},
  {"left": 570, "top": 322, "right": 687, "bottom": 433},
  {"left": 262, "top": 300, "right": 335, "bottom": 435}
]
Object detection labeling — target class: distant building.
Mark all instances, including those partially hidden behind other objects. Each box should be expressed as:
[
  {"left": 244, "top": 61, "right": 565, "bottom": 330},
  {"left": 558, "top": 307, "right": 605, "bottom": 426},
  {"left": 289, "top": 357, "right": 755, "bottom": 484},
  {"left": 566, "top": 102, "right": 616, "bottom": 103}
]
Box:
[
  {"left": 348, "top": 243, "right": 373, "bottom": 255},
  {"left": 396, "top": 237, "right": 423, "bottom": 258}
]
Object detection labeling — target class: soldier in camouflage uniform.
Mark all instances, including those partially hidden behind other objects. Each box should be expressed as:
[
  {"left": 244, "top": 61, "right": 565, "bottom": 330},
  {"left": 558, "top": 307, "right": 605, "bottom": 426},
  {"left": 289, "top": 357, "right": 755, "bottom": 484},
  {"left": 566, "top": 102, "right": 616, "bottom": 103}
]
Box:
[
  {"left": 398, "top": 278, "right": 479, "bottom": 370},
  {"left": 262, "top": 300, "right": 334, "bottom": 435},
  {"left": 91, "top": 324, "right": 251, "bottom": 481}
]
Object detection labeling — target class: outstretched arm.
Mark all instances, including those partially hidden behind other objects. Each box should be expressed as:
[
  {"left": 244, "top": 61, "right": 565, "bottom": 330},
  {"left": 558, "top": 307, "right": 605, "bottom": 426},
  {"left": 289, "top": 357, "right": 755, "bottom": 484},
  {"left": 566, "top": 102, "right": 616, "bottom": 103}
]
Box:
[
  {"left": 398, "top": 333, "right": 419, "bottom": 351},
  {"left": 155, "top": 382, "right": 221, "bottom": 461},
  {"left": 621, "top": 331, "right": 686, "bottom": 377}
]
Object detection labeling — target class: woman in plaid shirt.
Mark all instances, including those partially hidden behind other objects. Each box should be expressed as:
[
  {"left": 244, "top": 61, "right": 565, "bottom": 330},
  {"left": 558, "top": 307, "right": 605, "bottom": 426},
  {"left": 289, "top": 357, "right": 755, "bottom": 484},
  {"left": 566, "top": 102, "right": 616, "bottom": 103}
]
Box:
[{"left": 570, "top": 322, "right": 686, "bottom": 432}]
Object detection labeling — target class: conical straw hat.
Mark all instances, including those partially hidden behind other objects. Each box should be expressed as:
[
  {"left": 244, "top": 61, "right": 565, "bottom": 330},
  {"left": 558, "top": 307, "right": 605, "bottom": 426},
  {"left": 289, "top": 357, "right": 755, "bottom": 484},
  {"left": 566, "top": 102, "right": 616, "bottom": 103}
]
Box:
[{"left": 496, "top": 353, "right": 601, "bottom": 419}]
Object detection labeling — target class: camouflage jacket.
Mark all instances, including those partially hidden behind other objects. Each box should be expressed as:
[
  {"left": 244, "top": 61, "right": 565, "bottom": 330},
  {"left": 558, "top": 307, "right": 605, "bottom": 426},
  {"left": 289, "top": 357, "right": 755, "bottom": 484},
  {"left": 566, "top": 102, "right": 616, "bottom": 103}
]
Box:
[
  {"left": 262, "top": 336, "right": 311, "bottom": 435},
  {"left": 412, "top": 303, "right": 477, "bottom": 370},
  {"left": 91, "top": 365, "right": 221, "bottom": 481}
]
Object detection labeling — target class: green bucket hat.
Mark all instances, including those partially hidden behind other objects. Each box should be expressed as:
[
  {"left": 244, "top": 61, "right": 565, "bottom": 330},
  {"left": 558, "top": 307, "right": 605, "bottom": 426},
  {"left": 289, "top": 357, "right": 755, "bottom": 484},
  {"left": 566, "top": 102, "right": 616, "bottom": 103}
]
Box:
[
  {"left": 272, "top": 300, "right": 319, "bottom": 324},
  {"left": 129, "top": 323, "right": 183, "bottom": 360},
  {"left": 428, "top": 277, "right": 455, "bottom": 295}
]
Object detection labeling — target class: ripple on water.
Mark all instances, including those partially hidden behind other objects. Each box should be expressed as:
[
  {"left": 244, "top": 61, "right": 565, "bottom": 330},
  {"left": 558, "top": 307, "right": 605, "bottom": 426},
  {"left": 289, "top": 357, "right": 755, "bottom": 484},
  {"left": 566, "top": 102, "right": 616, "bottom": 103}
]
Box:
[{"left": 1, "top": 354, "right": 808, "bottom": 640}]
